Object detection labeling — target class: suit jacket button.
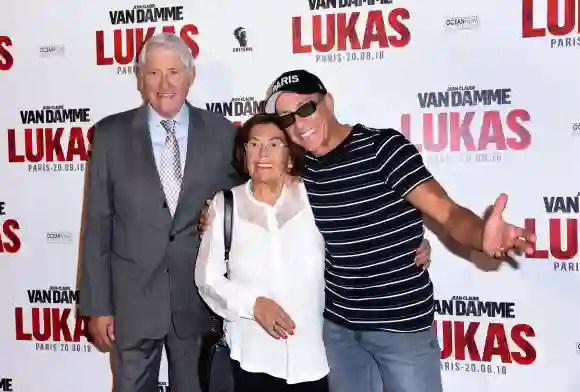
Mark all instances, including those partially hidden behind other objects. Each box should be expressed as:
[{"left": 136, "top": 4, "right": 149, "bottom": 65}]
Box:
[{"left": 169, "top": 235, "right": 175, "bottom": 241}]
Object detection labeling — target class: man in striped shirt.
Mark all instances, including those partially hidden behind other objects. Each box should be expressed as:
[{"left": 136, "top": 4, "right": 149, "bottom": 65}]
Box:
[{"left": 264, "top": 69, "right": 536, "bottom": 392}]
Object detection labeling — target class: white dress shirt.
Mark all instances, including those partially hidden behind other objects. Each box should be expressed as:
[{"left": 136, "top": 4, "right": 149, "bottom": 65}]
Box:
[{"left": 195, "top": 180, "right": 329, "bottom": 384}]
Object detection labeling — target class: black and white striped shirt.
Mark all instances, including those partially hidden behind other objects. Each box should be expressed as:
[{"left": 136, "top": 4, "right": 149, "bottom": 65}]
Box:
[{"left": 302, "top": 124, "right": 435, "bottom": 333}]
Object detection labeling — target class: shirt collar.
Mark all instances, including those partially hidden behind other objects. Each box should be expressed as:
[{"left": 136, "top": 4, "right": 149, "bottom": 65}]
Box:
[{"left": 148, "top": 103, "right": 188, "bottom": 127}]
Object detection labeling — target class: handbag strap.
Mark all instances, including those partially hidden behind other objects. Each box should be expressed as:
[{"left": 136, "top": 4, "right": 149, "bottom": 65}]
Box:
[{"left": 222, "top": 189, "right": 234, "bottom": 277}]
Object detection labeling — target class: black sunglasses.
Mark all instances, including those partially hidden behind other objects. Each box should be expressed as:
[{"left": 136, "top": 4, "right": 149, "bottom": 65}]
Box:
[{"left": 277, "top": 99, "right": 321, "bottom": 128}]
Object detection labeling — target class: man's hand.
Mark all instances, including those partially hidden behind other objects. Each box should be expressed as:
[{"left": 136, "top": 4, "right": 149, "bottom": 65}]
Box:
[
  {"left": 415, "top": 239, "right": 431, "bottom": 269},
  {"left": 407, "top": 181, "right": 535, "bottom": 259},
  {"left": 482, "top": 193, "right": 536, "bottom": 258},
  {"left": 197, "top": 200, "right": 214, "bottom": 233},
  {"left": 88, "top": 316, "right": 115, "bottom": 352},
  {"left": 253, "top": 297, "right": 295, "bottom": 340}
]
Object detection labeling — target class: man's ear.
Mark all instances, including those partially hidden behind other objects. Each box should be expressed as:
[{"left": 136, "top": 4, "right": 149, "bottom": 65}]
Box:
[
  {"left": 323, "top": 92, "right": 334, "bottom": 114},
  {"left": 136, "top": 70, "right": 146, "bottom": 101},
  {"left": 188, "top": 66, "right": 196, "bottom": 87}
]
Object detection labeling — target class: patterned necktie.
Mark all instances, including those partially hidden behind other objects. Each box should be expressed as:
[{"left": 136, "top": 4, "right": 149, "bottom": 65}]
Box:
[{"left": 159, "top": 119, "right": 182, "bottom": 215}]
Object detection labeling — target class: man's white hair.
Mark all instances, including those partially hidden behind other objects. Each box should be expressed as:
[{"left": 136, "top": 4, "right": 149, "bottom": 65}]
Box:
[{"left": 137, "top": 33, "right": 194, "bottom": 70}]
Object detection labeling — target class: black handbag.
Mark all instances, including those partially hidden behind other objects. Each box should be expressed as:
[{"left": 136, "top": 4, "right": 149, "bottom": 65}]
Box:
[{"left": 198, "top": 189, "right": 235, "bottom": 392}]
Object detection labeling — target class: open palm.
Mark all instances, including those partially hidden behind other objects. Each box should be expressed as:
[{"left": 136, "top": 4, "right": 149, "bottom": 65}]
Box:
[{"left": 482, "top": 194, "right": 536, "bottom": 258}]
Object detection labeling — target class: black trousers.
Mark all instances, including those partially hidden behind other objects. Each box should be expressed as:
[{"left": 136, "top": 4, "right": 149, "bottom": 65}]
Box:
[{"left": 230, "top": 360, "right": 329, "bottom": 392}]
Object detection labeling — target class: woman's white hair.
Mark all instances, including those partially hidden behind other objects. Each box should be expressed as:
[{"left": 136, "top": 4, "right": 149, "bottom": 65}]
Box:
[{"left": 137, "top": 33, "right": 194, "bottom": 70}]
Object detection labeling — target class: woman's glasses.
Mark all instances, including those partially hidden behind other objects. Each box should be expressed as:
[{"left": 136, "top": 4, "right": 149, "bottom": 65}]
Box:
[{"left": 245, "top": 140, "right": 287, "bottom": 152}]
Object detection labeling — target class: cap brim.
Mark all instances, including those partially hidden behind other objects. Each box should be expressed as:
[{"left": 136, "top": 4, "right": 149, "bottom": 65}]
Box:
[
  {"left": 265, "top": 87, "right": 324, "bottom": 114},
  {"left": 265, "top": 91, "right": 283, "bottom": 114}
]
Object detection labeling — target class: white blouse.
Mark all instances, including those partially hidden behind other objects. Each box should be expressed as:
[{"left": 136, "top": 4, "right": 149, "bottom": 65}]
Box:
[{"left": 195, "top": 180, "right": 329, "bottom": 384}]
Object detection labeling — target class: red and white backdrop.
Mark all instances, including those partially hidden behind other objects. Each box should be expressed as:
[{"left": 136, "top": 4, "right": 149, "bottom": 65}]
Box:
[{"left": 1, "top": 0, "right": 579, "bottom": 390}]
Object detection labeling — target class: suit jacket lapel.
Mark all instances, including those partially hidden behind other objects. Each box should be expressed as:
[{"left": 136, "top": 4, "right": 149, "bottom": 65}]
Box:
[
  {"left": 131, "top": 103, "right": 171, "bottom": 220},
  {"left": 172, "top": 103, "right": 210, "bottom": 227}
]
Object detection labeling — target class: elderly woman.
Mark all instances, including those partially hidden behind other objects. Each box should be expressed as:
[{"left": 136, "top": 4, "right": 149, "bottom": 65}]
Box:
[{"left": 195, "top": 113, "right": 431, "bottom": 392}]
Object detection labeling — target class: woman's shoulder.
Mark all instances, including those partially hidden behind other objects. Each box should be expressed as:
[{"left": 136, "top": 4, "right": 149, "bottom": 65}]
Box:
[
  {"left": 230, "top": 180, "right": 250, "bottom": 198},
  {"left": 209, "top": 182, "right": 248, "bottom": 219},
  {"left": 211, "top": 181, "right": 250, "bottom": 207},
  {"left": 288, "top": 178, "right": 307, "bottom": 198},
  {"left": 213, "top": 181, "right": 249, "bottom": 198}
]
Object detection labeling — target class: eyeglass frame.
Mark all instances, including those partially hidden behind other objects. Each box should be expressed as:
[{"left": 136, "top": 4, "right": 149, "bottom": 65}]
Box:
[{"left": 244, "top": 139, "right": 288, "bottom": 153}]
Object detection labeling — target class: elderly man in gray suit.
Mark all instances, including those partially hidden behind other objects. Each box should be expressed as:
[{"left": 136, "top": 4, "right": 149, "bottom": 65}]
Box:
[{"left": 79, "top": 33, "right": 240, "bottom": 392}]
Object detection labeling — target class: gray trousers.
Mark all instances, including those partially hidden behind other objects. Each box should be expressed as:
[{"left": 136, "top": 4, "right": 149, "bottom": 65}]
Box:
[{"left": 112, "top": 325, "right": 233, "bottom": 392}]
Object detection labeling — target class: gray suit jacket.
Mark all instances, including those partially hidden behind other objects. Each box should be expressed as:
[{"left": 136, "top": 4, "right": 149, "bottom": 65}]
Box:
[{"left": 79, "top": 102, "right": 241, "bottom": 349}]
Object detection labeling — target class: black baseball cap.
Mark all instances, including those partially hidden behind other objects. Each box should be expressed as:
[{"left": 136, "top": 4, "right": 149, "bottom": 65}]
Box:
[{"left": 264, "top": 69, "right": 327, "bottom": 114}]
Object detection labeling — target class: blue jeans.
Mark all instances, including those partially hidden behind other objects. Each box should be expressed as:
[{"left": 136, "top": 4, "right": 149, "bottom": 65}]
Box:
[{"left": 323, "top": 320, "right": 442, "bottom": 392}]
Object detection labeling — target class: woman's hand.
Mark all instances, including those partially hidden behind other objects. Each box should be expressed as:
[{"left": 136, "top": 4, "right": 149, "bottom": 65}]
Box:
[{"left": 253, "top": 297, "right": 295, "bottom": 339}]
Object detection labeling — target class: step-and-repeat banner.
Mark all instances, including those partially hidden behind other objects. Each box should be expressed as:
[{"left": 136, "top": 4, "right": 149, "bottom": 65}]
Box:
[{"left": 1, "top": 0, "right": 579, "bottom": 390}]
